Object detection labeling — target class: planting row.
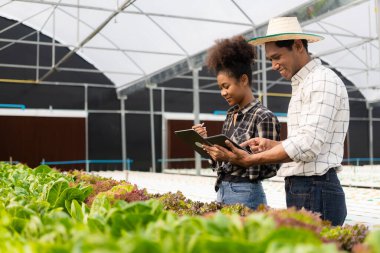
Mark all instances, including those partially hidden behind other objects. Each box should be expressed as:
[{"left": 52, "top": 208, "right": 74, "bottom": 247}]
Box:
[{"left": 0, "top": 163, "right": 379, "bottom": 253}]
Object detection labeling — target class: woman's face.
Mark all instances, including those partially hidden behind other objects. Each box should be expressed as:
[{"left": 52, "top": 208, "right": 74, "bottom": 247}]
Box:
[{"left": 217, "top": 71, "right": 247, "bottom": 107}]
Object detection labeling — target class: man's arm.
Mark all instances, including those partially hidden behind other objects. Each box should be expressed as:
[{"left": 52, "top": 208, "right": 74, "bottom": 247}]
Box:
[
  {"left": 209, "top": 140, "right": 292, "bottom": 168},
  {"left": 243, "top": 142, "right": 292, "bottom": 165}
]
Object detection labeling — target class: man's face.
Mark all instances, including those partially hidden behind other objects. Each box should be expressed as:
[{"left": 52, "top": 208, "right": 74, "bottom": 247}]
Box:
[{"left": 265, "top": 41, "right": 302, "bottom": 80}]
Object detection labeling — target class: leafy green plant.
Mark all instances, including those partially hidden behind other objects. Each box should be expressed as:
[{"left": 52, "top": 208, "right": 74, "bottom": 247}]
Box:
[
  {"left": 220, "top": 203, "right": 252, "bottom": 216},
  {"left": 0, "top": 163, "right": 375, "bottom": 253},
  {"left": 68, "top": 170, "right": 120, "bottom": 206},
  {"left": 152, "top": 191, "right": 250, "bottom": 216},
  {"left": 352, "top": 229, "right": 380, "bottom": 253},
  {"left": 42, "top": 177, "right": 92, "bottom": 212},
  {"left": 322, "top": 224, "right": 369, "bottom": 251}
]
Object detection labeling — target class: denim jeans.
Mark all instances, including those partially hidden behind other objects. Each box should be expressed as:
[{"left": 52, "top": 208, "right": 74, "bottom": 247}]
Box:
[
  {"left": 285, "top": 168, "right": 347, "bottom": 226},
  {"left": 217, "top": 181, "right": 267, "bottom": 210}
]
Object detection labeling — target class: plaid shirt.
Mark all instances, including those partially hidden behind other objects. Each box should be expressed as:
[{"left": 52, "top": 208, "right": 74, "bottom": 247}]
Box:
[{"left": 214, "top": 100, "right": 281, "bottom": 191}]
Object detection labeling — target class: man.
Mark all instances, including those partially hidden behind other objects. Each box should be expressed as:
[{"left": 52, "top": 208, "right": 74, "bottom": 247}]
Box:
[{"left": 204, "top": 17, "right": 349, "bottom": 226}]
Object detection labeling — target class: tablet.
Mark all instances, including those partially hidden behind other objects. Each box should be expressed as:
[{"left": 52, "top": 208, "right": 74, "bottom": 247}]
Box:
[
  {"left": 174, "top": 129, "right": 212, "bottom": 158},
  {"left": 205, "top": 134, "right": 252, "bottom": 154}
]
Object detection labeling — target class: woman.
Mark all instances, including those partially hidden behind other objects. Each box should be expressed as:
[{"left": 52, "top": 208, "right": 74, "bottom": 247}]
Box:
[{"left": 192, "top": 36, "right": 280, "bottom": 210}]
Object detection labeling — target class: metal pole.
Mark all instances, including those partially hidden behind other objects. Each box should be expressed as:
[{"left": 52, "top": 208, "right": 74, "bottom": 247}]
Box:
[
  {"left": 161, "top": 89, "right": 167, "bottom": 172},
  {"left": 149, "top": 85, "right": 157, "bottom": 172},
  {"left": 261, "top": 46, "right": 268, "bottom": 107},
  {"left": 257, "top": 51, "right": 262, "bottom": 102},
  {"left": 193, "top": 68, "right": 201, "bottom": 176},
  {"left": 52, "top": 7, "right": 56, "bottom": 66},
  {"left": 368, "top": 105, "right": 373, "bottom": 165},
  {"left": 346, "top": 126, "right": 351, "bottom": 165},
  {"left": 377, "top": 0, "right": 380, "bottom": 65},
  {"left": 84, "top": 84, "right": 89, "bottom": 172},
  {"left": 120, "top": 96, "right": 127, "bottom": 171},
  {"left": 374, "top": 0, "right": 380, "bottom": 163},
  {"left": 77, "top": 0, "right": 80, "bottom": 44},
  {"left": 36, "top": 31, "right": 40, "bottom": 81}
]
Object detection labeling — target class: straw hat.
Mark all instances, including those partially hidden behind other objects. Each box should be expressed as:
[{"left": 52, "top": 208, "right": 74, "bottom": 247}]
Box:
[{"left": 248, "top": 17, "right": 324, "bottom": 46}]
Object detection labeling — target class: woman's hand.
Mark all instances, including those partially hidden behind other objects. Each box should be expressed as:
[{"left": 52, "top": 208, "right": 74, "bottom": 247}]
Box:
[
  {"left": 192, "top": 123, "right": 207, "bottom": 137},
  {"left": 202, "top": 144, "right": 228, "bottom": 162},
  {"left": 240, "top": 137, "right": 280, "bottom": 153}
]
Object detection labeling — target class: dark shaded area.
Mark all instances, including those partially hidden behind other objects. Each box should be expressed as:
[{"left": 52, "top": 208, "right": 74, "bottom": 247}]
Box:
[
  {"left": 167, "top": 119, "right": 224, "bottom": 169},
  {"left": 0, "top": 116, "right": 85, "bottom": 169},
  {"left": 0, "top": 83, "right": 84, "bottom": 109},
  {"left": 88, "top": 114, "right": 122, "bottom": 171}
]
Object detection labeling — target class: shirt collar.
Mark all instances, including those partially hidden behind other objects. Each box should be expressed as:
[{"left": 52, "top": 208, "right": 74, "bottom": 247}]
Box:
[
  {"left": 227, "top": 99, "right": 259, "bottom": 115},
  {"left": 291, "top": 58, "right": 322, "bottom": 85}
]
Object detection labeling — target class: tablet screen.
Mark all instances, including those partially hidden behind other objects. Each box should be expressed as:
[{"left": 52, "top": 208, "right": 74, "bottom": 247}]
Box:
[
  {"left": 174, "top": 129, "right": 211, "bottom": 158},
  {"left": 205, "top": 134, "right": 251, "bottom": 154}
]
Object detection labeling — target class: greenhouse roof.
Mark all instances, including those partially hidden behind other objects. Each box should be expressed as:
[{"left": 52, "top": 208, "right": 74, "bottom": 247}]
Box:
[{"left": 0, "top": 0, "right": 379, "bottom": 104}]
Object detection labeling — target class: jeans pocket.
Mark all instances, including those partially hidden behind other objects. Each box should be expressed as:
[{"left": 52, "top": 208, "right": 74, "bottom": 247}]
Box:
[
  {"left": 286, "top": 180, "right": 311, "bottom": 210},
  {"left": 322, "top": 188, "right": 347, "bottom": 226},
  {"left": 223, "top": 183, "right": 252, "bottom": 206},
  {"left": 227, "top": 183, "right": 266, "bottom": 210},
  {"left": 229, "top": 183, "right": 252, "bottom": 194}
]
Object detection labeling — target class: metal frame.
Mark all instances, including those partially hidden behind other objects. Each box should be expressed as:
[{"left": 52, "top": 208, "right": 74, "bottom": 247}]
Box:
[
  {"left": 0, "top": 0, "right": 379, "bottom": 172},
  {"left": 0, "top": 0, "right": 373, "bottom": 95}
]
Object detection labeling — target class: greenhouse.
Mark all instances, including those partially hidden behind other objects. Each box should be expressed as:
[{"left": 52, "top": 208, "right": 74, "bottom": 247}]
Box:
[{"left": 0, "top": 0, "right": 380, "bottom": 252}]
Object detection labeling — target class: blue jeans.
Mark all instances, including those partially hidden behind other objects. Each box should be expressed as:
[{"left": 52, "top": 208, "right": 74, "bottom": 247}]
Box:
[
  {"left": 285, "top": 168, "right": 347, "bottom": 226},
  {"left": 217, "top": 181, "right": 267, "bottom": 210}
]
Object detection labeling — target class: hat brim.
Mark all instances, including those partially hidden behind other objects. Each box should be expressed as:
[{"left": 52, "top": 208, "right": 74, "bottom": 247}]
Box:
[{"left": 248, "top": 33, "right": 324, "bottom": 46}]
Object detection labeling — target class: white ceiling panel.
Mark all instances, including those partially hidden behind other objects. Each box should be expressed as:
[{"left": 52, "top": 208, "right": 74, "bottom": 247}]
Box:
[
  {"left": 233, "top": 0, "right": 311, "bottom": 29},
  {"left": 81, "top": 48, "right": 144, "bottom": 74},
  {"left": 0, "top": 0, "right": 378, "bottom": 103},
  {"left": 134, "top": 0, "right": 248, "bottom": 24},
  {"left": 153, "top": 17, "right": 249, "bottom": 55},
  {"left": 98, "top": 13, "right": 185, "bottom": 54}
]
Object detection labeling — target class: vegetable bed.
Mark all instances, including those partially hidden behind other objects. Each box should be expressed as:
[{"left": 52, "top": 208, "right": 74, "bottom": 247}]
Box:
[{"left": 0, "top": 163, "right": 379, "bottom": 253}]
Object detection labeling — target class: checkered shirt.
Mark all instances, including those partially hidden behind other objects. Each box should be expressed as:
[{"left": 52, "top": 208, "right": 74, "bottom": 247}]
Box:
[
  {"left": 214, "top": 100, "right": 281, "bottom": 190},
  {"left": 278, "top": 59, "right": 350, "bottom": 177}
]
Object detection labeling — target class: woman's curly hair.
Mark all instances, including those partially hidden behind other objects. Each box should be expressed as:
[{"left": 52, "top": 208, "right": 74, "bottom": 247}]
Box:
[{"left": 206, "top": 35, "right": 256, "bottom": 84}]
